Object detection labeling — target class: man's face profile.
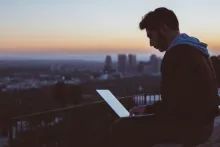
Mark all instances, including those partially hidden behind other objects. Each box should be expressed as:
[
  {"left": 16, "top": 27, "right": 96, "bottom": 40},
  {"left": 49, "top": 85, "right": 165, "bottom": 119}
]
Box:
[{"left": 146, "top": 29, "right": 168, "bottom": 52}]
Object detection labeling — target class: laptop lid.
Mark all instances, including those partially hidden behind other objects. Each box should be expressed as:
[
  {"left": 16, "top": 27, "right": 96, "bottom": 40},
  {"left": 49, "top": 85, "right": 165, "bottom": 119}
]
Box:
[{"left": 96, "top": 89, "right": 130, "bottom": 118}]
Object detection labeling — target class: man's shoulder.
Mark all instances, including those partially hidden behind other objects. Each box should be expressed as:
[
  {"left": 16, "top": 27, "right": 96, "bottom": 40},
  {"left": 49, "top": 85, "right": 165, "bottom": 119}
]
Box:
[
  {"left": 162, "top": 44, "right": 209, "bottom": 71},
  {"left": 166, "top": 44, "right": 201, "bottom": 56},
  {"left": 164, "top": 44, "right": 206, "bottom": 62}
]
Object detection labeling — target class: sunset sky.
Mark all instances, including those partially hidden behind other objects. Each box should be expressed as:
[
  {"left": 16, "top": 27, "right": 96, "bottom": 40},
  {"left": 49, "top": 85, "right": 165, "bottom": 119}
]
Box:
[{"left": 1, "top": 0, "right": 220, "bottom": 59}]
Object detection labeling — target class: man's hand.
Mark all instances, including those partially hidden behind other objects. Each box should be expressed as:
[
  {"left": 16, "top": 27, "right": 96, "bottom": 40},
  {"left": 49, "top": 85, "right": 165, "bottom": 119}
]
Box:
[{"left": 129, "top": 105, "right": 146, "bottom": 116}]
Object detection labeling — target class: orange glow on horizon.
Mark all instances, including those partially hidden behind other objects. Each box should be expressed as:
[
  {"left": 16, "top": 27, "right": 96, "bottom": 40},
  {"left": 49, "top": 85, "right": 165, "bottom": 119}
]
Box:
[
  {"left": 1, "top": 33, "right": 220, "bottom": 54},
  {"left": 0, "top": 35, "right": 149, "bottom": 53}
]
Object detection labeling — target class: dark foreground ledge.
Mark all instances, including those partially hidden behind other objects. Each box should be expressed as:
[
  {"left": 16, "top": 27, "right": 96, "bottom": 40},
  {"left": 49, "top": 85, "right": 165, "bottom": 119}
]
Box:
[
  {"left": 3, "top": 93, "right": 220, "bottom": 147},
  {"left": 152, "top": 116, "right": 220, "bottom": 147}
]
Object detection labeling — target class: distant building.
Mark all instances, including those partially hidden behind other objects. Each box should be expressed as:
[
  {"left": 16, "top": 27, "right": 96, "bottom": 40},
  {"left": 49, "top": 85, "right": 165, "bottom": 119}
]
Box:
[
  {"left": 150, "top": 54, "right": 161, "bottom": 74},
  {"left": 137, "top": 62, "right": 145, "bottom": 73},
  {"left": 99, "top": 73, "right": 109, "bottom": 80},
  {"left": 128, "top": 54, "right": 137, "bottom": 72},
  {"left": 103, "top": 55, "right": 112, "bottom": 73},
  {"left": 137, "top": 61, "right": 151, "bottom": 74},
  {"left": 117, "top": 54, "right": 127, "bottom": 74}
]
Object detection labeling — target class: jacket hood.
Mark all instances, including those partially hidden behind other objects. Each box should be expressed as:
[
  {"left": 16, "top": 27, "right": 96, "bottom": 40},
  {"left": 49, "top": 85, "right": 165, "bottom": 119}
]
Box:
[{"left": 167, "top": 33, "right": 210, "bottom": 57}]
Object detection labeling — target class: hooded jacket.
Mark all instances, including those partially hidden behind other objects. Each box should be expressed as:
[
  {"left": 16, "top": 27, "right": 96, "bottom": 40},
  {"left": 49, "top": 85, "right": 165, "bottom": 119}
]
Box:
[
  {"left": 150, "top": 33, "right": 219, "bottom": 126},
  {"left": 167, "top": 33, "right": 210, "bottom": 56}
]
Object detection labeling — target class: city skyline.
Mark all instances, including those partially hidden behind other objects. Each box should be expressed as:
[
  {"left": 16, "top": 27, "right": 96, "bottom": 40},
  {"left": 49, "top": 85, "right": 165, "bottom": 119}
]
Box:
[
  {"left": 0, "top": 52, "right": 153, "bottom": 61},
  {"left": 1, "top": 0, "right": 220, "bottom": 57}
]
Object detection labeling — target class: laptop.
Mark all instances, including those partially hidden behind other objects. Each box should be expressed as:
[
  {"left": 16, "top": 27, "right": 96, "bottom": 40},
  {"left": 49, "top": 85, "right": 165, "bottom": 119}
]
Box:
[
  {"left": 96, "top": 89, "right": 154, "bottom": 118},
  {"left": 96, "top": 89, "right": 130, "bottom": 118}
]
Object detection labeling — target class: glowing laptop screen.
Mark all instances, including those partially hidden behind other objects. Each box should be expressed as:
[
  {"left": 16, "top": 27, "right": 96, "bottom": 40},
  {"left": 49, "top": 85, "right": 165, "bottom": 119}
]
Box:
[{"left": 96, "top": 89, "right": 130, "bottom": 118}]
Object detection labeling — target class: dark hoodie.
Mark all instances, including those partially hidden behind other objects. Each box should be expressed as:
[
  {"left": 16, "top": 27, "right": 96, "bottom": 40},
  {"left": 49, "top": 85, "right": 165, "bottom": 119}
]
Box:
[{"left": 151, "top": 33, "right": 219, "bottom": 126}]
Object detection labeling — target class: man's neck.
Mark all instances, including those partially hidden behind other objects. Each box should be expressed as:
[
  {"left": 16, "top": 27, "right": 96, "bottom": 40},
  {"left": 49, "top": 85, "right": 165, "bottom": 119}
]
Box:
[{"left": 167, "top": 31, "right": 180, "bottom": 47}]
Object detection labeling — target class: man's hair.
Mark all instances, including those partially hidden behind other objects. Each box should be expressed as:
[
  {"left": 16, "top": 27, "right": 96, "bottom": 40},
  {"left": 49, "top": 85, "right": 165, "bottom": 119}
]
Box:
[{"left": 139, "top": 7, "right": 179, "bottom": 31}]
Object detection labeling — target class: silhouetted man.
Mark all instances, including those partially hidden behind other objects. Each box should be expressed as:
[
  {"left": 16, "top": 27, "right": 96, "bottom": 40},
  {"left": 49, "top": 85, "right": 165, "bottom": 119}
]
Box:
[
  {"left": 210, "top": 56, "right": 220, "bottom": 87},
  {"left": 110, "top": 7, "right": 219, "bottom": 147}
]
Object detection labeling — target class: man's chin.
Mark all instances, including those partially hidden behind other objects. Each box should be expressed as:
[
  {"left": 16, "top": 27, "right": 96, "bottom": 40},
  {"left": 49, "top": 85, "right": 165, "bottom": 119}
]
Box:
[
  {"left": 157, "top": 48, "right": 165, "bottom": 52},
  {"left": 154, "top": 46, "right": 165, "bottom": 52}
]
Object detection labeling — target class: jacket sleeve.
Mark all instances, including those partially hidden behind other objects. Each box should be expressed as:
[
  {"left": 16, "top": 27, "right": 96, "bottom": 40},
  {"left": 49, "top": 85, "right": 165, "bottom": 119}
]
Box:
[{"left": 144, "top": 101, "right": 162, "bottom": 114}]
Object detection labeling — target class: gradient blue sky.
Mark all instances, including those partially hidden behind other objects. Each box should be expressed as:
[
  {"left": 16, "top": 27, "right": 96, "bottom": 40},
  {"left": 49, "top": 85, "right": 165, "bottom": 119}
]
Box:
[{"left": 0, "top": 0, "right": 220, "bottom": 59}]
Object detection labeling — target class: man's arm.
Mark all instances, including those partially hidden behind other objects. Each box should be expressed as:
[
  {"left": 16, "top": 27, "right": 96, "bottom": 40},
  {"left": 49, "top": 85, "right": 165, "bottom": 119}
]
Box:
[{"left": 144, "top": 101, "right": 162, "bottom": 114}]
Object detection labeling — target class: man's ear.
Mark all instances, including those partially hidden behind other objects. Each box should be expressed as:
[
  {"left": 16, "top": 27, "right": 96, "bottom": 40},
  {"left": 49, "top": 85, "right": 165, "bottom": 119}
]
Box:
[{"left": 159, "top": 24, "right": 168, "bottom": 35}]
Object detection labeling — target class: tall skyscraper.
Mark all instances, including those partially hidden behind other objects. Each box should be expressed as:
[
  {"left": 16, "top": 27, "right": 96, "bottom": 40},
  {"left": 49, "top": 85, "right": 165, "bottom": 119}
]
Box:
[
  {"left": 103, "top": 55, "right": 112, "bottom": 73},
  {"left": 128, "top": 54, "right": 137, "bottom": 72},
  {"left": 118, "top": 54, "right": 127, "bottom": 73},
  {"left": 150, "top": 54, "right": 160, "bottom": 74}
]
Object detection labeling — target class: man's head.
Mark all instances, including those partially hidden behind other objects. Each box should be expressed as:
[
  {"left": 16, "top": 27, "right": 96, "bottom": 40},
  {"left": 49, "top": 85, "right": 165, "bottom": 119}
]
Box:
[{"left": 139, "top": 7, "right": 180, "bottom": 52}]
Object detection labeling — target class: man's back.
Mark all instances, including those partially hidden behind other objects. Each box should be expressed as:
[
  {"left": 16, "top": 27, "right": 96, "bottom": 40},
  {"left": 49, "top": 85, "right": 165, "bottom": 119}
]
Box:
[
  {"left": 159, "top": 44, "right": 218, "bottom": 125},
  {"left": 110, "top": 7, "right": 219, "bottom": 147}
]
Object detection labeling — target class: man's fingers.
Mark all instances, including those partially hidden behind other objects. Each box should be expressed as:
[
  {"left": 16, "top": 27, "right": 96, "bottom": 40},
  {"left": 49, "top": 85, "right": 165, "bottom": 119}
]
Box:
[
  {"left": 129, "top": 109, "right": 134, "bottom": 116},
  {"left": 129, "top": 107, "right": 137, "bottom": 116},
  {"left": 129, "top": 110, "right": 133, "bottom": 116}
]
